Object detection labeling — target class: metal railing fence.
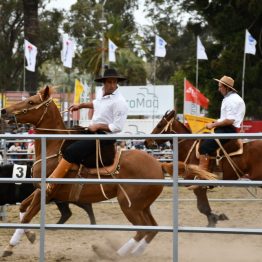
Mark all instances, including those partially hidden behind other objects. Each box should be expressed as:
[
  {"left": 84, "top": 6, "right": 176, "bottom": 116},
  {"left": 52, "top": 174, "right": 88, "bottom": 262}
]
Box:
[{"left": 0, "top": 132, "right": 262, "bottom": 261}]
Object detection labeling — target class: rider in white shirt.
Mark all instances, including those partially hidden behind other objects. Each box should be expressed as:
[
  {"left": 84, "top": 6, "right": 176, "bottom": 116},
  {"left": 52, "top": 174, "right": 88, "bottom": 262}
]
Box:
[
  {"left": 45, "top": 68, "right": 128, "bottom": 200},
  {"left": 199, "top": 75, "right": 246, "bottom": 171}
]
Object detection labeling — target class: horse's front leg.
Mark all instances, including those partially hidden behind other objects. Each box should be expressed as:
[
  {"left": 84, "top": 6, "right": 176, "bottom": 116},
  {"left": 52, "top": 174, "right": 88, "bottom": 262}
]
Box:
[
  {"left": 21, "top": 188, "right": 42, "bottom": 223},
  {"left": 193, "top": 187, "right": 228, "bottom": 227},
  {"left": 2, "top": 191, "right": 39, "bottom": 257}
]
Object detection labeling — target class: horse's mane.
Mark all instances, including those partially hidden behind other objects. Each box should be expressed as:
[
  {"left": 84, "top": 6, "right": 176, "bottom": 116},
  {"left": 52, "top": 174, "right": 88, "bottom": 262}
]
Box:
[
  {"left": 169, "top": 110, "right": 192, "bottom": 134},
  {"left": 175, "top": 118, "right": 192, "bottom": 134}
]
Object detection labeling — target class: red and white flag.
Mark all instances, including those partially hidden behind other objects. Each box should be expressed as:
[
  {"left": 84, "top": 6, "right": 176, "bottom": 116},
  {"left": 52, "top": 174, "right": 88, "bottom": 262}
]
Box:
[
  {"left": 24, "top": 40, "right": 37, "bottom": 72},
  {"left": 184, "top": 79, "right": 209, "bottom": 115}
]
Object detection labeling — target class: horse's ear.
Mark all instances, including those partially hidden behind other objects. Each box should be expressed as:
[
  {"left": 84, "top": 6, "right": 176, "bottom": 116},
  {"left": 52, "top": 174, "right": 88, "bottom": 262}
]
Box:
[{"left": 43, "top": 85, "right": 50, "bottom": 99}]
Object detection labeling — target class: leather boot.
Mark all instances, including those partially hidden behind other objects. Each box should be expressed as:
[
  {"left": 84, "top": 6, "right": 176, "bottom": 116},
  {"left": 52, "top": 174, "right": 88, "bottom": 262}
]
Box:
[
  {"left": 46, "top": 158, "right": 72, "bottom": 201},
  {"left": 199, "top": 154, "right": 210, "bottom": 171}
]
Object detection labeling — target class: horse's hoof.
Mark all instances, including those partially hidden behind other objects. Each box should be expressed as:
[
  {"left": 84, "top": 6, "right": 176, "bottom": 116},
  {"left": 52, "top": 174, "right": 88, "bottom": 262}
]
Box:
[
  {"left": 218, "top": 213, "right": 229, "bottom": 221},
  {"left": 25, "top": 231, "right": 36, "bottom": 244},
  {"left": 2, "top": 250, "right": 13, "bottom": 257},
  {"left": 2, "top": 245, "right": 13, "bottom": 257},
  {"left": 207, "top": 213, "right": 218, "bottom": 227}
]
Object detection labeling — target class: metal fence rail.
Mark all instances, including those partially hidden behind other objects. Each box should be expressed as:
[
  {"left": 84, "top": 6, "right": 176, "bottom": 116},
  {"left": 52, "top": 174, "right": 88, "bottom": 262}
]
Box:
[{"left": 0, "top": 132, "right": 262, "bottom": 262}]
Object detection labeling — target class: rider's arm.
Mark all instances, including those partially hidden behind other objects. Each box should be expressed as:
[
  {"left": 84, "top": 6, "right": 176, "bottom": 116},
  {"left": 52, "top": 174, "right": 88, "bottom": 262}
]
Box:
[
  {"left": 206, "top": 119, "right": 234, "bottom": 129},
  {"left": 69, "top": 102, "right": 94, "bottom": 112},
  {"left": 88, "top": 123, "right": 111, "bottom": 133}
]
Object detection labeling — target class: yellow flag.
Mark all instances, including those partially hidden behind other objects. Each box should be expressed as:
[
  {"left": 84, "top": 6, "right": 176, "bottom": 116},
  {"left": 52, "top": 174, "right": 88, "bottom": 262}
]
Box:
[
  {"left": 184, "top": 114, "right": 215, "bottom": 133},
  {"left": 74, "top": 79, "right": 84, "bottom": 104}
]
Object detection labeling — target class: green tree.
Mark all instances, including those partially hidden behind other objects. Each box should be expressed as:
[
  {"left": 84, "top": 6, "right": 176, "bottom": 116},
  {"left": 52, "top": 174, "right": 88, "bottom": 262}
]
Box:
[
  {"left": 0, "top": 1, "right": 64, "bottom": 93},
  {"left": 0, "top": 1, "right": 24, "bottom": 91},
  {"left": 23, "top": 0, "right": 39, "bottom": 93},
  {"left": 64, "top": 0, "right": 146, "bottom": 84},
  {"left": 178, "top": 0, "right": 262, "bottom": 119}
]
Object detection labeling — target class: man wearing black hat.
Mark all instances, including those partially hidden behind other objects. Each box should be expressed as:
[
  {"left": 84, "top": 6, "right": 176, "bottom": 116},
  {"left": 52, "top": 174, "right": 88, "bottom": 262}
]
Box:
[
  {"left": 45, "top": 68, "right": 128, "bottom": 200},
  {"left": 198, "top": 75, "right": 246, "bottom": 171}
]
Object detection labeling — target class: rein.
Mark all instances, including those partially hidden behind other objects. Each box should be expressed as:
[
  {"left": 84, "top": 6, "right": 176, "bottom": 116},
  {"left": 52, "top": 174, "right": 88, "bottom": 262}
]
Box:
[
  {"left": 159, "top": 117, "right": 177, "bottom": 134},
  {"left": 95, "top": 140, "right": 131, "bottom": 207},
  {"left": 35, "top": 127, "right": 88, "bottom": 132}
]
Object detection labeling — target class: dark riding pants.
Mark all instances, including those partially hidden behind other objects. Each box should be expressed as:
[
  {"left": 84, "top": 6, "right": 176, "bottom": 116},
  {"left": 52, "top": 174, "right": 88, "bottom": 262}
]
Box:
[
  {"left": 199, "top": 126, "right": 237, "bottom": 155},
  {"left": 62, "top": 139, "right": 116, "bottom": 165}
]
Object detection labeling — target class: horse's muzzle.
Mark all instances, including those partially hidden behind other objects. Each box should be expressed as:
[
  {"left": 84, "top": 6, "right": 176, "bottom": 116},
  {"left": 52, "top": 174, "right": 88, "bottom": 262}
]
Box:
[
  {"left": 1, "top": 108, "right": 6, "bottom": 116},
  {"left": 144, "top": 139, "right": 158, "bottom": 149},
  {"left": 0, "top": 109, "right": 15, "bottom": 123}
]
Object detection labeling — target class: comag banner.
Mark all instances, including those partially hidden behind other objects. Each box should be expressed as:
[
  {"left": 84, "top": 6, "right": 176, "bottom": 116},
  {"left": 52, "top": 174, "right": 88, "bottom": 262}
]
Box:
[{"left": 184, "top": 114, "right": 215, "bottom": 133}]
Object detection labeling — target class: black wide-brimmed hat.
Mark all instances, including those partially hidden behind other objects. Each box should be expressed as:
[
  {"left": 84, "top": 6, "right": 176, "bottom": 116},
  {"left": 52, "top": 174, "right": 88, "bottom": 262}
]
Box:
[{"left": 94, "top": 68, "right": 126, "bottom": 83}]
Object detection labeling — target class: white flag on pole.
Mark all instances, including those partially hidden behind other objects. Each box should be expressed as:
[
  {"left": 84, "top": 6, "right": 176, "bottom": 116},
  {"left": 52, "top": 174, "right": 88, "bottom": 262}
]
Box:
[
  {"left": 108, "top": 39, "right": 118, "bottom": 62},
  {"left": 155, "top": 35, "right": 167, "bottom": 57},
  {"left": 197, "top": 36, "right": 208, "bottom": 60},
  {"left": 61, "top": 35, "right": 75, "bottom": 68},
  {"left": 24, "top": 40, "right": 37, "bottom": 72},
  {"left": 245, "top": 30, "right": 256, "bottom": 55}
]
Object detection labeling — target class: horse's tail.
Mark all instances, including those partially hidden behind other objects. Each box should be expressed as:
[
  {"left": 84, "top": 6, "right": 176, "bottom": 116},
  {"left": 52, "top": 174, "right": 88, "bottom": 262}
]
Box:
[
  {"left": 161, "top": 162, "right": 184, "bottom": 177},
  {"left": 161, "top": 162, "right": 218, "bottom": 180}
]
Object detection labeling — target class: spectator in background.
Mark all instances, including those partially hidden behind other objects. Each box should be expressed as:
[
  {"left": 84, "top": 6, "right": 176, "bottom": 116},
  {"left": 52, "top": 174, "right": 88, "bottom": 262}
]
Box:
[{"left": 8, "top": 142, "right": 21, "bottom": 161}]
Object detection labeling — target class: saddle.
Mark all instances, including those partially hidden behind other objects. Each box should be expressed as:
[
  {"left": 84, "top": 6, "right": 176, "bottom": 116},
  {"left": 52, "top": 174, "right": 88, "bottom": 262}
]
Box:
[
  {"left": 196, "top": 139, "right": 244, "bottom": 162},
  {"left": 66, "top": 150, "right": 122, "bottom": 202},
  {"left": 62, "top": 126, "right": 123, "bottom": 202},
  {"left": 78, "top": 150, "right": 121, "bottom": 177}
]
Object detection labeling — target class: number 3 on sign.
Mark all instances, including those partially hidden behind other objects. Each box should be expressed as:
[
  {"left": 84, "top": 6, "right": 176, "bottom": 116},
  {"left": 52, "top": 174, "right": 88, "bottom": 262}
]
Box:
[{"left": 12, "top": 164, "right": 27, "bottom": 185}]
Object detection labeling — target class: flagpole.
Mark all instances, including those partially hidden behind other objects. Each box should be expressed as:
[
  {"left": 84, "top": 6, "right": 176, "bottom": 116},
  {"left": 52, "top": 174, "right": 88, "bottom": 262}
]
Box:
[
  {"left": 23, "top": 51, "right": 26, "bottom": 93},
  {"left": 196, "top": 57, "right": 199, "bottom": 89},
  {"left": 240, "top": 30, "right": 247, "bottom": 132},
  {"left": 153, "top": 56, "right": 157, "bottom": 125},
  {"left": 241, "top": 33, "right": 247, "bottom": 100},
  {"left": 67, "top": 70, "right": 71, "bottom": 128},
  {"left": 183, "top": 77, "right": 186, "bottom": 123}
]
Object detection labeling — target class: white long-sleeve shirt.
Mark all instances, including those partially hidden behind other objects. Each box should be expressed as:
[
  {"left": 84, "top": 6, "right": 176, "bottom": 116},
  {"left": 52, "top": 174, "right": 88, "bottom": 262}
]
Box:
[
  {"left": 218, "top": 92, "right": 246, "bottom": 128},
  {"left": 91, "top": 88, "right": 128, "bottom": 133}
]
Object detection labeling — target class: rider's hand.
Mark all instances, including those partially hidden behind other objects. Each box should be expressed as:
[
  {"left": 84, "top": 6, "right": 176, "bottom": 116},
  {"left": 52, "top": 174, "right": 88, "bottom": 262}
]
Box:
[
  {"left": 206, "top": 122, "right": 215, "bottom": 130},
  {"left": 69, "top": 104, "right": 80, "bottom": 112},
  {"left": 88, "top": 124, "right": 99, "bottom": 132}
]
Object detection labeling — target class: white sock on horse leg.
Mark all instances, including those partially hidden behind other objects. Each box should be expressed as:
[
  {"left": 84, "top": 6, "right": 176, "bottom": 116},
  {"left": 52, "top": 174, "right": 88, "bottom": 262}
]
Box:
[
  {"left": 19, "top": 212, "right": 29, "bottom": 232},
  {"left": 9, "top": 229, "right": 24, "bottom": 246},
  {"left": 19, "top": 212, "right": 25, "bottom": 221},
  {"left": 131, "top": 238, "right": 148, "bottom": 256},
  {"left": 117, "top": 238, "right": 138, "bottom": 256}
]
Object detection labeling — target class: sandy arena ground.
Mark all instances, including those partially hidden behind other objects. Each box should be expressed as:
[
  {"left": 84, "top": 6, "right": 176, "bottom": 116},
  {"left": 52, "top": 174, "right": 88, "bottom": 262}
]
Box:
[{"left": 1, "top": 186, "right": 262, "bottom": 262}]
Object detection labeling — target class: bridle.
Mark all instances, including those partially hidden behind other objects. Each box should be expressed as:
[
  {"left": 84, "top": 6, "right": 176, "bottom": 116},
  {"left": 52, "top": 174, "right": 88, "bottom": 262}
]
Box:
[
  {"left": 148, "top": 116, "right": 177, "bottom": 149},
  {"left": 9, "top": 94, "right": 53, "bottom": 128},
  {"left": 158, "top": 116, "right": 177, "bottom": 134}
]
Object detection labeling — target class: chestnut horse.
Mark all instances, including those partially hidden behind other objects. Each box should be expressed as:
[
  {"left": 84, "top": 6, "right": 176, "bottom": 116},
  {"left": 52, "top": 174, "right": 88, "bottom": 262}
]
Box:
[
  {"left": 145, "top": 110, "right": 262, "bottom": 227},
  {"left": 1, "top": 86, "right": 164, "bottom": 258}
]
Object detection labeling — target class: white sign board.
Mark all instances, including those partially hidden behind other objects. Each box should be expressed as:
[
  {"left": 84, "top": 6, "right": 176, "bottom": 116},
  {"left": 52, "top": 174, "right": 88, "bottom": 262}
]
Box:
[{"left": 96, "top": 85, "right": 174, "bottom": 116}]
